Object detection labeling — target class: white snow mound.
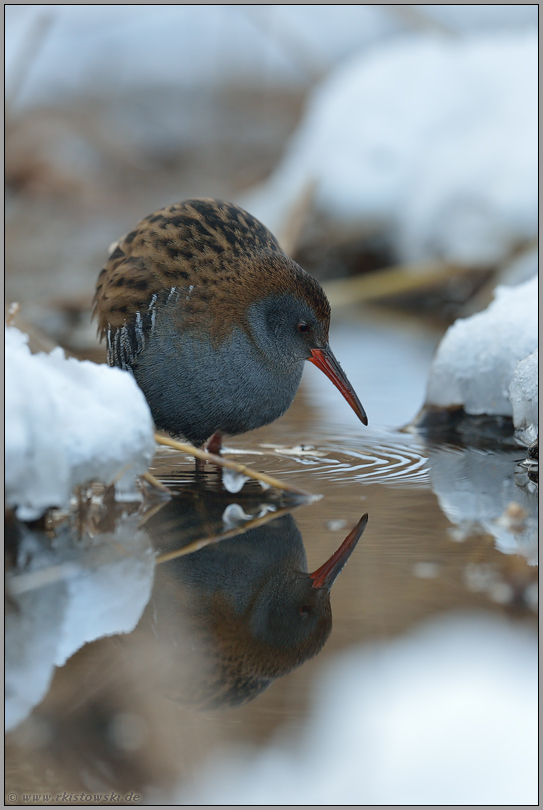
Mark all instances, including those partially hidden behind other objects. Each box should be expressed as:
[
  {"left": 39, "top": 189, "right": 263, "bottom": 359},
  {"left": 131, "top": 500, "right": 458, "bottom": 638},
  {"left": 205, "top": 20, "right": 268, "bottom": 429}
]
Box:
[
  {"left": 510, "top": 350, "right": 538, "bottom": 445},
  {"left": 246, "top": 32, "right": 537, "bottom": 267},
  {"left": 425, "top": 276, "right": 538, "bottom": 420},
  {"left": 5, "top": 326, "right": 156, "bottom": 520}
]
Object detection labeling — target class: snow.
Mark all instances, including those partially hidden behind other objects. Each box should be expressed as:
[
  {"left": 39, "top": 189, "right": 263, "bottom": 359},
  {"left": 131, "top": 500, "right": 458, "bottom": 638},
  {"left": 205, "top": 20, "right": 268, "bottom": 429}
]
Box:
[
  {"left": 175, "top": 613, "right": 538, "bottom": 805},
  {"left": 5, "top": 516, "right": 154, "bottom": 732},
  {"left": 6, "top": 6, "right": 537, "bottom": 107},
  {"left": 510, "top": 350, "right": 538, "bottom": 445},
  {"left": 4, "top": 5, "right": 398, "bottom": 106},
  {"left": 425, "top": 276, "right": 538, "bottom": 421},
  {"left": 5, "top": 326, "right": 156, "bottom": 520},
  {"left": 418, "top": 5, "right": 538, "bottom": 33},
  {"left": 245, "top": 32, "right": 537, "bottom": 267}
]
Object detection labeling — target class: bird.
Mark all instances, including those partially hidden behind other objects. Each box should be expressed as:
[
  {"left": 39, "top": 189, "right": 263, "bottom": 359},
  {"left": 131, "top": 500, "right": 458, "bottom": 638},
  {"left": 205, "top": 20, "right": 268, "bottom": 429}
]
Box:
[
  {"left": 93, "top": 198, "right": 367, "bottom": 448},
  {"left": 139, "top": 482, "right": 368, "bottom": 708}
]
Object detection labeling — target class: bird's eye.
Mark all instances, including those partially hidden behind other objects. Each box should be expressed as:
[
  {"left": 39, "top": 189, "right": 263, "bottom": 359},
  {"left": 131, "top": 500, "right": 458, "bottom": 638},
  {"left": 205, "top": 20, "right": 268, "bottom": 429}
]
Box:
[
  {"left": 298, "top": 322, "right": 310, "bottom": 333},
  {"left": 300, "top": 605, "right": 311, "bottom": 618}
]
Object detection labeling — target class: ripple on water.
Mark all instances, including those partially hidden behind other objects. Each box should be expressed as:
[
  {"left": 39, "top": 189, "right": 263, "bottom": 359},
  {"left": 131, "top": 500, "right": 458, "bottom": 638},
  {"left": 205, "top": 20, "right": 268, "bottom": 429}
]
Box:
[
  {"left": 233, "top": 432, "right": 431, "bottom": 487},
  {"left": 152, "top": 430, "right": 430, "bottom": 489}
]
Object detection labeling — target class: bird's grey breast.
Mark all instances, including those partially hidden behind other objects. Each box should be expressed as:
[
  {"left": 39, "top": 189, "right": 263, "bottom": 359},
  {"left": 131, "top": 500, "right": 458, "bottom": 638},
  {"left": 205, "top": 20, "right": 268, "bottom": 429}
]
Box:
[{"left": 132, "top": 298, "right": 304, "bottom": 443}]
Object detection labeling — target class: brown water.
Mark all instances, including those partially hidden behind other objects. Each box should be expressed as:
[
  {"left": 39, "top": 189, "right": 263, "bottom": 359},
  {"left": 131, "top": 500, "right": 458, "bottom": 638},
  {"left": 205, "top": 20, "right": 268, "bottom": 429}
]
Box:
[{"left": 5, "top": 306, "right": 537, "bottom": 804}]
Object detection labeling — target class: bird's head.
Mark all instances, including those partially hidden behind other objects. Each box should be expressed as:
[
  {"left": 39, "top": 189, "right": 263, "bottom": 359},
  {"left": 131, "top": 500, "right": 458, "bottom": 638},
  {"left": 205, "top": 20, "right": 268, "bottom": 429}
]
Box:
[{"left": 243, "top": 253, "right": 367, "bottom": 426}]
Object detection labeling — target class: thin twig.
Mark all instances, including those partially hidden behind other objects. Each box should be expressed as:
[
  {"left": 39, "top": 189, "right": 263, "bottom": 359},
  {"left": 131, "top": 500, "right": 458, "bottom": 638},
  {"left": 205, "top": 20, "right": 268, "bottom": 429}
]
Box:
[
  {"left": 154, "top": 433, "right": 314, "bottom": 496},
  {"left": 141, "top": 470, "right": 171, "bottom": 493}
]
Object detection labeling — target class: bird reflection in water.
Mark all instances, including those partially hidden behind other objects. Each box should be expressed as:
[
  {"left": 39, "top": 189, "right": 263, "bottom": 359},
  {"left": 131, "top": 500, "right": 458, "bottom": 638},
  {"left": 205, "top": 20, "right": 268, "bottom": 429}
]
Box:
[{"left": 139, "top": 482, "right": 368, "bottom": 709}]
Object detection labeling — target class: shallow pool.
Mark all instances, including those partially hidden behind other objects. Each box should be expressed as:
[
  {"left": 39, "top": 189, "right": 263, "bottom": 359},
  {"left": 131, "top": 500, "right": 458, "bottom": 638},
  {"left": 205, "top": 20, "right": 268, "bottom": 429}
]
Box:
[{"left": 5, "top": 306, "right": 537, "bottom": 803}]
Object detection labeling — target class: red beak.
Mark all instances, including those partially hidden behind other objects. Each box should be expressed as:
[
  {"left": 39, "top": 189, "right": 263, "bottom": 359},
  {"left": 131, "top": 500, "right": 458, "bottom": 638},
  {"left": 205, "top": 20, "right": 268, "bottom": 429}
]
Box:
[
  {"left": 309, "top": 347, "right": 368, "bottom": 426},
  {"left": 309, "top": 514, "right": 368, "bottom": 590}
]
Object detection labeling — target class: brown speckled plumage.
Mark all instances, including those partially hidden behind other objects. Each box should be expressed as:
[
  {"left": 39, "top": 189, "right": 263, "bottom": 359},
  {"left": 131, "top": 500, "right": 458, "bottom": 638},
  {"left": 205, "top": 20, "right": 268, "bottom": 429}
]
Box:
[
  {"left": 93, "top": 198, "right": 330, "bottom": 346},
  {"left": 92, "top": 197, "right": 365, "bottom": 445}
]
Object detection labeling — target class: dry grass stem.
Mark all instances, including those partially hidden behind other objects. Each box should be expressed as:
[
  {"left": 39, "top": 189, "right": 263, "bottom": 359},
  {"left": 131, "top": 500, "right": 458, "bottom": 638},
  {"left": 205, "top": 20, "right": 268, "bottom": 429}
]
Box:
[
  {"left": 154, "top": 433, "right": 312, "bottom": 496},
  {"left": 141, "top": 470, "right": 172, "bottom": 493},
  {"left": 323, "top": 261, "right": 471, "bottom": 308}
]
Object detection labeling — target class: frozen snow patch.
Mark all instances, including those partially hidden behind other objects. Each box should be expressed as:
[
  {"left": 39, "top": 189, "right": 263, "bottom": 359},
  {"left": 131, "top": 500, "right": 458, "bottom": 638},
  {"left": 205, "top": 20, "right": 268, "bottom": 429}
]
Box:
[
  {"left": 5, "top": 326, "right": 156, "bottom": 520},
  {"left": 425, "top": 276, "right": 538, "bottom": 419}
]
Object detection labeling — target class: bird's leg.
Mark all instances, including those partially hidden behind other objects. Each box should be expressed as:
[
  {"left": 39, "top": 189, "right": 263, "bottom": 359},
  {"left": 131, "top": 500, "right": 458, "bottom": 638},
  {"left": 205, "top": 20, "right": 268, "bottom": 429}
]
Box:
[
  {"left": 195, "top": 432, "right": 223, "bottom": 474},
  {"left": 205, "top": 432, "right": 223, "bottom": 456},
  {"left": 195, "top": 456, "right": 206, "bottom": 474}
]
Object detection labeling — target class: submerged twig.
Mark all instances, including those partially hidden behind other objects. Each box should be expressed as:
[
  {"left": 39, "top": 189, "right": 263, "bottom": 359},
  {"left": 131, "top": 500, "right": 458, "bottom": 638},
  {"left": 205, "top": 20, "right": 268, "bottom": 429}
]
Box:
[{"left": 154, "top": 433, "right": 313, "bottom": 496}]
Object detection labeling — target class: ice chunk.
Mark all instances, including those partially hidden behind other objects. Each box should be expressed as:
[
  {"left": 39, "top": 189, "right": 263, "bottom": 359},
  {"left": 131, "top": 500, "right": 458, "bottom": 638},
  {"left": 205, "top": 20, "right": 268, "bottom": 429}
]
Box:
[
  {"left": 5, "top": 326, "right": 156, "bottom": 519},
  {"left": 425, "top": 276, "right": 538, "bottom": 416},
  {"left": 221, "top": 467, "right": 249, "bottom": 494},
  {"left": 510, "top": 350, "right": 538, "bottom": 445}
]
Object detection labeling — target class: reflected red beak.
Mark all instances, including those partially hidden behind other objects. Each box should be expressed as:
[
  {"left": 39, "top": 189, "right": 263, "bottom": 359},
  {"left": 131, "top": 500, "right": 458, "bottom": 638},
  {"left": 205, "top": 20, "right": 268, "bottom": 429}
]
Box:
[
  {"left": 309, "top": 347, "right": 368, "bottom": 426},
  {"left": 309, "top": 514, "right": 368, "bottom": 590}
]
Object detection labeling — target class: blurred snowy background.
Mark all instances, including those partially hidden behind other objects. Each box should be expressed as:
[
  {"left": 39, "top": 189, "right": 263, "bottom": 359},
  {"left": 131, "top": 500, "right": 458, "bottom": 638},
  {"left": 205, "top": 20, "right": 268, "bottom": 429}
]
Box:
[
  {"left": 5, "top": 5, "right": 538, "bottom": 805},
  {"left": 5, "top": 4, "right": 538, "bottom": 352}
]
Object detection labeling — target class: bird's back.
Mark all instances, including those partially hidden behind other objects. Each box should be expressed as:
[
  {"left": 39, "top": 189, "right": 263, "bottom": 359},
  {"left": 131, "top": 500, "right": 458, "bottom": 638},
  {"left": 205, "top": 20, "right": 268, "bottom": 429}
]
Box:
[{"left": 93, "top": 198, "right": 284, "bottom": 341}]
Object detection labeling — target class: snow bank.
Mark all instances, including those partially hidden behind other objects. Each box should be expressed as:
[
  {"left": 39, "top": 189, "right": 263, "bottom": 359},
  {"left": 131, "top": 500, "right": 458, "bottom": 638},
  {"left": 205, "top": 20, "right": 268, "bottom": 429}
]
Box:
[
  {"left": 246, "top": 32, "right": 537, "bottom": 267},
  {"left": 4, "top": 6, "right": 398, "bottom": 105},
  {"left": 424, "top": 276, "right": 538, "bottom": 428},
  {"left": 5, "top": 326, "right": 156, "bottom": 520},
  {"left": 6, "top": 7, "right": 536, "bottom": 107},
  {"left": 176, "top": 613, "right": 538, "bottom": 805},
  {"left": 5, "top": 516, "right": 154, "bottom": 731}
]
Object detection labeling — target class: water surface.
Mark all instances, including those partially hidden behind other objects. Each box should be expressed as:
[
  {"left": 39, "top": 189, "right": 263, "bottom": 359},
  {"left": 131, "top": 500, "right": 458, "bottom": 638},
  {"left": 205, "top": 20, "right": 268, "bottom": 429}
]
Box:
[{"left": 5, "top": 306, "right": 537, "bottom": 801}]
